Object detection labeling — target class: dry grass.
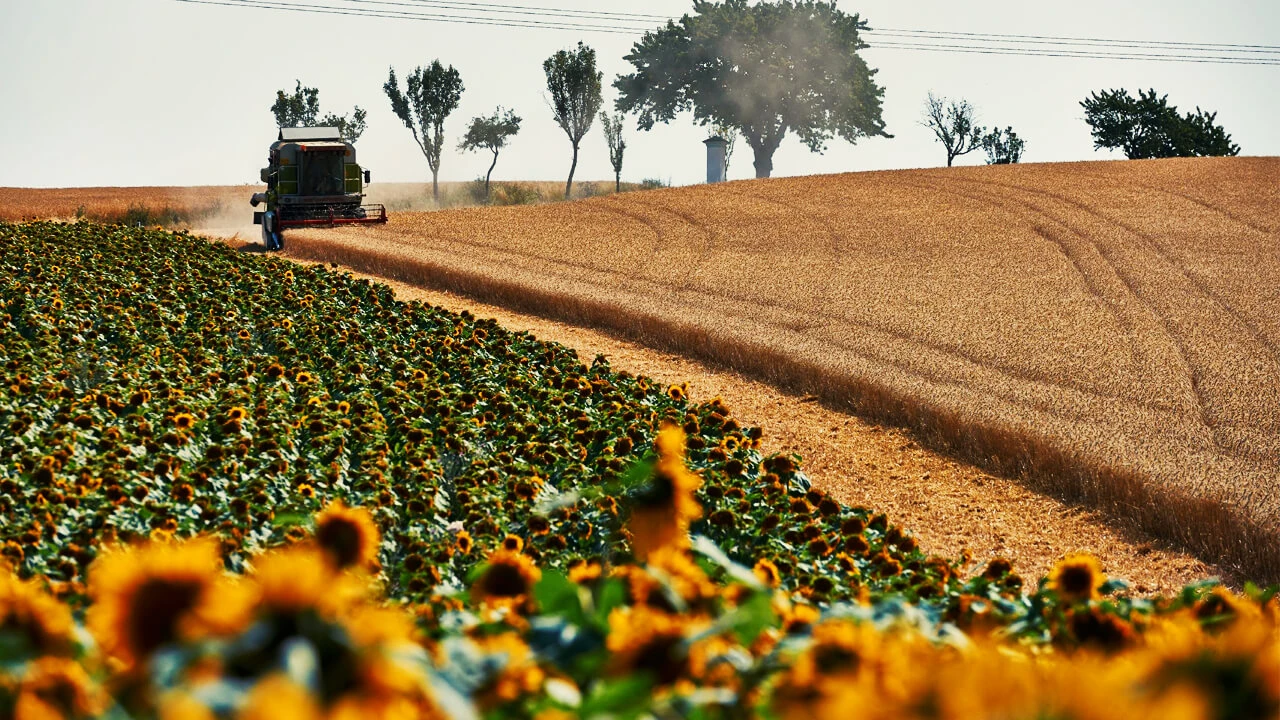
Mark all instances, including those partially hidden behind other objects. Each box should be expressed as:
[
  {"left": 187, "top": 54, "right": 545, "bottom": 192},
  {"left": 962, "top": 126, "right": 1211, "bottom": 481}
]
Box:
[
  {"left": 286, "top": 157, "right": 1280, "bottom": 582},
  {"left": 0, "top": 185, "right": 255, "bottom": 226}
]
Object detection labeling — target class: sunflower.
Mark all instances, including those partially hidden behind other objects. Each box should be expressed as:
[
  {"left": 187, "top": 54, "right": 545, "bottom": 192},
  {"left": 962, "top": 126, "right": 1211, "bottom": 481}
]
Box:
[
  {"left": 527, "top": 515, "right": 551, "bottom": 536},
  {"left": 472, "top": 549, "right": 541, "bottom": 610},
  {"left": 473, "top": 632, "right": 545, "bottom": 708},
  {"left": 226, "top": 406, "right": 248, "bottom": 422},
  {"left": 314, "top": 501, "right": 381, "bottom": 571},
  {"left": 250, "top": 546, "right": 360, "bottom": 618},
  {"left": 1064, "top": 605, "right": 1137, "bottom": 653},
  {"left": 648, "top": 547, "right": 718, "bottom": 605},
  {"left": 456, "top": 530, "right": 474, "bottom": 555},
  {"left": 501, "top": 534, "right": 524, "bottom": 553},
  {"left": 666, "top": 384, "right": 686, "bottom": 402},
  {"left": 1048, "top": 553, "right": 1106, "bottom": 603},
  {"left": 605, "top": 605, "right": 698, "bottom": 687},
  {"left": 237, "top": 674, "right": 320, "bottom": 720},
  {"left": 768, "top": 619, "right": 883, "bottom": 719},
  {"left": 14, "top": 657, "right": 107, "bottom": 720},
  {"left": 0, "top": 571, "right": 77, "bottom": 657},
  {"left": 753, "top": 559, "right": 782, "bottom": 589},
  {"left": 568, "top": 561, "right": 603, "bottom": 585},
  {"left": 87, "top": 537, "right": 236, "bottom": 670},
  {"left": 627, "top": 425, "right": 702, "bottom": 561}
]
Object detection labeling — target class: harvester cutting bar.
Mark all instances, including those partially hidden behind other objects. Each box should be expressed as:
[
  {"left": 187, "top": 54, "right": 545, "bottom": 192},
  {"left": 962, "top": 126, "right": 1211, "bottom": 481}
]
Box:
[{"left": 278, "top": 204, "right": 388, "bottom": 229}]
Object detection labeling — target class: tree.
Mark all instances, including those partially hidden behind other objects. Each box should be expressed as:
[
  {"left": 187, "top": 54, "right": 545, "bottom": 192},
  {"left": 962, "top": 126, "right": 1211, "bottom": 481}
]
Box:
[
  {"left": 615, "top": 0, "right": 889, "bottom": 179},
  {"left": 711, "top": 120, "right": 738, "bottom": 176},
  {"left": 922, "top": 93, "right": 984, "bottom": 167},
  {"left": 545, "top": 42, "right": 603, "bottom": 200},
  {"left": 981, "top": 126, "right": 1026, "bottom": 165},
  {"left": 459, "top": 108, "right": 522, "bottom": 203},
  {"left": 600, "top": 111, "right": 627, "bottom": 193},
  {"left": 1080, "top": 88, "right": 1239, "bottom": 159},
  {"left": 271, "top": 80, "right": 366, "bottom": 144},
  {"left": 384, "top": 61, "right": 465, "bottom": 204}
]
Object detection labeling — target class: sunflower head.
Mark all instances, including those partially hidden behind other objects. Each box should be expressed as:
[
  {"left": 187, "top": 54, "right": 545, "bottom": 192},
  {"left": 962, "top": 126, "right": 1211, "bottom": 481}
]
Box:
[
  {"left": 605, "top": 605, "right": 697, "bottom": 687},
  {"left": 628, "top": 425, "right": 702, "bottom": 561},
  {"left": 172, "top": 413, "right": 195, "bottom": 431},
  {"left": 753, "top": 559, "right": 782, "bottom": 589},
  {"left": 1048, "top": 553, "right": 1106, "bottom": 604},
  {"left": 314, "top": 501, "right": 381, "bottom": 571},
  {"left": 14, "top": 657, "right": 107, "bottom": 720},
  {"left": 238, "top": 674, "right": 320, "bottom": 720},
  {"left": 250, "top": 546, "right": 362, "bottom": 618},
  {"left": 501, "top": 534, "right": 524, "bottom": 553},
  {"left": 87, "top": 537, "right": 234, "bottom": 670},
  {"left": 472, "top": 549, "right": 541, "bottom": 610},
  {"left": 0, "top": 571, "right": 78, "bottom": 657},
  {"left": 456, "top": 530, "right": 474, "bottom": 555},
  {"left": 226, "top": 406, "right": 248, "bottom": 422}
]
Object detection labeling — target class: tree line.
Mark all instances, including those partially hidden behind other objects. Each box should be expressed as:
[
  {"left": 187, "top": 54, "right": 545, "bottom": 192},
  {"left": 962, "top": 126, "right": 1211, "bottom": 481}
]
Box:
[{"left": 270, "top": 0, "right": 1241, "bottom": 203}]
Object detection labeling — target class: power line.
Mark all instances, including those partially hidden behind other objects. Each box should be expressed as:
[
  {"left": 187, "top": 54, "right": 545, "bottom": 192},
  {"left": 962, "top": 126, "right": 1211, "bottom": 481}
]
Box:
[
  {"left": 867, "top": 26, "right": 1280, "bottom": 53},
  {"left": 169, "top": 0, "right": 1280, "bottom": 65},
  {"left": 329, "top": 0, "right": 658, "bottom": 27},
  {"left": 866, "top": 41, "right": 1280, "bottom": 66},
  {"left": 172, "top": 0, "right": 643, "bottom": 33},
  {"left": 363, "top": 0, "right": 668, "bottom": 22}
]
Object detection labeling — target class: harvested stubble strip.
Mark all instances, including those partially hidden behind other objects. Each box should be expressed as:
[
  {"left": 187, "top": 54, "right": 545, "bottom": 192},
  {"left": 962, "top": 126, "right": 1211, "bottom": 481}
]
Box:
[{"left": 286, "top": 157, "right": 1280, "bottom": 582}]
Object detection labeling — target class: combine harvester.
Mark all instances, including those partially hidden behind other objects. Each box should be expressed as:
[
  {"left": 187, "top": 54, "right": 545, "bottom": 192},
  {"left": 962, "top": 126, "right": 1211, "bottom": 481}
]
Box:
[{"left": 250, "top": 127, "right": 387, "bottom": 250}]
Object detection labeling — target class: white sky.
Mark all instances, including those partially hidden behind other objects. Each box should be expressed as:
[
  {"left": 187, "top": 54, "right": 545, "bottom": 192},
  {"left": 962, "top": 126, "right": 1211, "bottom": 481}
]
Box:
[{"left": 1, "top": 0, "right": 1277, "bottom": 188}]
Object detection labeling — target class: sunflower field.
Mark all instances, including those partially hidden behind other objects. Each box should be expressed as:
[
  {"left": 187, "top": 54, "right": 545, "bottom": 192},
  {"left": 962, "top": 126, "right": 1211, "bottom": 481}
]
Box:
[{"left": 0, "top": 221, "right": 1276, "bottom": 720}]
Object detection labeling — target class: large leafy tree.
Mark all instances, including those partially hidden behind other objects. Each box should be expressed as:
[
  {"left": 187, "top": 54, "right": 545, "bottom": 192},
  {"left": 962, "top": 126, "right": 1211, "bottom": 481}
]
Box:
[
  {"left": 271, "top": 80, "right": 367, "bottom": 144},
  {"left": 1081, "top": 88, "right": 1239, "bottom": 159},
  {"left": 615, "top": 0, "right": 889, "bottom": 179},
  {"left": 921, "top": 92, "right": 984, "bottom": 167},
  {"left": 459, "top": 108, "right": 522, "bottom": 203},
  {"left": 384, "top": 62, "right": 465, "bottom": 203},
  {"left": 545, "top": 42, "right": 604, "bottom": 200}
]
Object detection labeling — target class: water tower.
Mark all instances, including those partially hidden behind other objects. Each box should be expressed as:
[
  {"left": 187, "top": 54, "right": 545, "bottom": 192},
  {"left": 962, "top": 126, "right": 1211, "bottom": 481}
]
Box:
[{"left": 704, "top": 136, "right": 728, "bottom": 183}]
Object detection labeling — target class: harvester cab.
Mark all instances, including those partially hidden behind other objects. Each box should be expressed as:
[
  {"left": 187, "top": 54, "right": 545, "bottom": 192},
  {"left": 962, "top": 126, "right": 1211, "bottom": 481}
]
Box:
[{"left": 250, "top": 126, "right": 387, "bottom": 251}]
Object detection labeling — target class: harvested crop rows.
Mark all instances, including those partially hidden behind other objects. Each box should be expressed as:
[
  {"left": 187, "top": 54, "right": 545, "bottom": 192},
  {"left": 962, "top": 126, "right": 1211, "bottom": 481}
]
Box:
[{"left": 288, "top": 157, "right": 1280, "bottom": 580}]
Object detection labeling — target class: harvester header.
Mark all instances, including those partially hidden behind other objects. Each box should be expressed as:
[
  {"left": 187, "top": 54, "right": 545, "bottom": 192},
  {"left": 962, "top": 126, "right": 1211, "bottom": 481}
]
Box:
[{"left": 250, "top": 126, "right": 387, "bottom": 250}]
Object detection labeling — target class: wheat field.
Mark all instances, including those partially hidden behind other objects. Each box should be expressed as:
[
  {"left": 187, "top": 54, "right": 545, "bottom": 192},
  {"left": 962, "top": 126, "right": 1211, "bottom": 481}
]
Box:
[
  {"left": 0, "top": 185, "right": 256, "bottom": 224},
  {"left": 286, "top": 157, "right": 1280, "bottom": 579}
]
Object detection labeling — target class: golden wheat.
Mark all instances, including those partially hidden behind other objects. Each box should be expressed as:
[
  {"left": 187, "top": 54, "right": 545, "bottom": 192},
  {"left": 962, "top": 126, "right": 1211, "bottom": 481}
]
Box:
[
  {"left": 286, "top": 157, "right": 1280, "bottom": 581},
  {"left": 0, "top": 185, "right": 254, "bottom": 223}
]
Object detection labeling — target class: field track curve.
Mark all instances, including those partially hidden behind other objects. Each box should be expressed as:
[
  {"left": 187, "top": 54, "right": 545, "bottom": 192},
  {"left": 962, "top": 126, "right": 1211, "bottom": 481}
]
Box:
[{"left": 283, "top": 157, "right": 1280, "bottom": 580}]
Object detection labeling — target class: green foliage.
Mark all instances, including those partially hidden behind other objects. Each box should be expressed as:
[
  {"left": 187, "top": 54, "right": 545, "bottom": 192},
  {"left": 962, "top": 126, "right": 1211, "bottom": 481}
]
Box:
[
  {"left": 922, "top": 92, "right": 984, "bottom": 167},
  {"left": 459, "top": 107, "right": 523, "bottom": 202},
  {"left": 982, "top": 126, "right": 1026, "bottom": 165},
  {"left": 320, "top": 107, "right": 367, "bottom": 146},
  {"left": 615, "top": 0, "right": 889, "bottom": 178},
  {"left": 270, "top": 80, "right": 366, "bottom": 144},
  {"left": 1080, "top": 88, "right": 1240, "bottom": 159},
  {"left": 384, "top": 61, "right": 466, "bottom": 202},
  {"left": 545, "top": 42, "right": 604, "bottom": 199}
]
